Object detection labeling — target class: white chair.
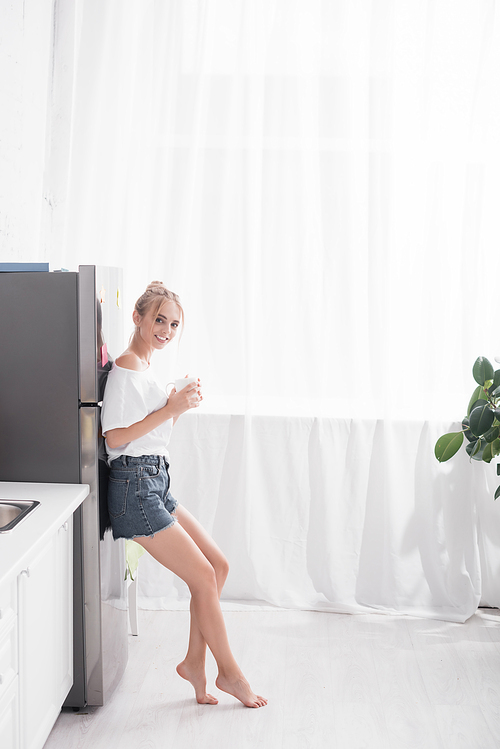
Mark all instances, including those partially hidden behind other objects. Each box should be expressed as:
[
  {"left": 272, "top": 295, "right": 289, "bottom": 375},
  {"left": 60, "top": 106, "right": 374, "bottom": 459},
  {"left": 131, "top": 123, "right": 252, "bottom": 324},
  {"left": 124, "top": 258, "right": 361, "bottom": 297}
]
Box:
[{"left": 125, "top": 540, "right": 144, "bottom": 636}]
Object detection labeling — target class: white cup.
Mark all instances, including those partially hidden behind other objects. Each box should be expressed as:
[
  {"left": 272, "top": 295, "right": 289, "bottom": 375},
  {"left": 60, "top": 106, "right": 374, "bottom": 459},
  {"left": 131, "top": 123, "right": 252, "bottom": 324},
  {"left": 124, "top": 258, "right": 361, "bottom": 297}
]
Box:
[
  {"left": 175, "top": 376, "right": 197, "bottom": 392},
  {"left": 166, "top": 376, "right": 198, "bottom": 396}
]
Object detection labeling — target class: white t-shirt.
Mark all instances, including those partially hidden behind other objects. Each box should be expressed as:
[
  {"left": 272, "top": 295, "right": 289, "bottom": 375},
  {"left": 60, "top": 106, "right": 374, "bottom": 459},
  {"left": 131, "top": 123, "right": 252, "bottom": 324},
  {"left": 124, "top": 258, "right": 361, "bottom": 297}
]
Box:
[{"left": 101, "top": 363, "right": 173, "bottom": 463}]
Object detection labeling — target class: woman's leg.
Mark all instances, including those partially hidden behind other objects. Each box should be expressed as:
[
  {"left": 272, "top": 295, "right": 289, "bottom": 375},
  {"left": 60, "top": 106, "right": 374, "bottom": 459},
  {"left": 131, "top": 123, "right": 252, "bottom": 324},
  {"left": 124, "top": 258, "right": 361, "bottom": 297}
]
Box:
[
  {"left": 173, "top": 505, "right": 229, "bottom": 702},
  {"left": 135, "top": 522, "right": 267, "bottom": 708}
]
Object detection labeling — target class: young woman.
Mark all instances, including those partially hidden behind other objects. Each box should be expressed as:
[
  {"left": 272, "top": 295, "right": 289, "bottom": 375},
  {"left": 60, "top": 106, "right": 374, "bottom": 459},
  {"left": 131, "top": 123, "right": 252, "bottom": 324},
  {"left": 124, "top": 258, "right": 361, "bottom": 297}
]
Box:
[{"left": 101, "top": 281, "right": 267, "bottom": 708}]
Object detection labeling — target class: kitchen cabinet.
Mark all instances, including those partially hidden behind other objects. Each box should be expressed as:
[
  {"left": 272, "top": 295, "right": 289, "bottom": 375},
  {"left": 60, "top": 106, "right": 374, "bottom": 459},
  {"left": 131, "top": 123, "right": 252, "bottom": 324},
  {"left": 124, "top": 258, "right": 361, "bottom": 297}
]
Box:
[
  {"left": 0, "top": 576, "right": 19, "bottom": 749},
  {"left": 18, "top": 517, "right": 72, "bottom": 749},
  {"left": 0, "top": 680, "right": 19, "bottom": 749},
  {"left": 0, "top": 483, "right": 88, "bottom": 749}
]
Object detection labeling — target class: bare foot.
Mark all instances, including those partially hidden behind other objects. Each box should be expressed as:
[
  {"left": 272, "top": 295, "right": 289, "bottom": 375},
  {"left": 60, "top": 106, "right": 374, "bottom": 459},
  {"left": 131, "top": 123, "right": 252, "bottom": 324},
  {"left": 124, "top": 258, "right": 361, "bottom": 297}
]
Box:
[
  {"left": 215, "top": 673, "right": 267, "bottom": 708},
  {"left": 176, "top": 661, "right": 218, "bottom": 705}
]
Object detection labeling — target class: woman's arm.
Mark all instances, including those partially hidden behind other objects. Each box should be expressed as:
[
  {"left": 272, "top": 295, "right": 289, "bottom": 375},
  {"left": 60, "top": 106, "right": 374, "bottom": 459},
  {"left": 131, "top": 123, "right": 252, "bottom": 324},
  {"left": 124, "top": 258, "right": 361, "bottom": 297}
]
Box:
[{"left": 105, "top": 381, "right": 201, "bottom": 449}]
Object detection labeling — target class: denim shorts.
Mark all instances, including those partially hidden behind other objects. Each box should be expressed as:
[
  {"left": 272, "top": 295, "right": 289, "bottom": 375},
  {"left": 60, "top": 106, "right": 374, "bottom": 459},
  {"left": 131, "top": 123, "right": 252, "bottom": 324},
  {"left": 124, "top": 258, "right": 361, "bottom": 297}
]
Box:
[{"left": 107, "top": 455, "right": 178, "bottom": 540}]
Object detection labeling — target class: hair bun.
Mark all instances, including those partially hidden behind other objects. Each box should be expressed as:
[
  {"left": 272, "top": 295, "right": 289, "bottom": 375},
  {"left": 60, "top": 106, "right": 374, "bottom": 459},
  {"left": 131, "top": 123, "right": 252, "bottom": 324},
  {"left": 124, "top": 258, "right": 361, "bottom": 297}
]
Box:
[{"left": 146, "top": 280, "right": 166, "bottom": 291}]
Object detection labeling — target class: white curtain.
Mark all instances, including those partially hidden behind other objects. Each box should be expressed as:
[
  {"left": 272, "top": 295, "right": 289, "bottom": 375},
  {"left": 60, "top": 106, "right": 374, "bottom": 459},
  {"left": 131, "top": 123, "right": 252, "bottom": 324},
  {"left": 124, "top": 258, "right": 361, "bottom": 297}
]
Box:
[
  {"left": 136, "top": 413, "right": 500, "bottom": 623},
  {"left": 42, "top": 0, "right": 500, "bottom": 620},
  {"left": 47, "top": 0, "right": 500, "bottom": 419}
]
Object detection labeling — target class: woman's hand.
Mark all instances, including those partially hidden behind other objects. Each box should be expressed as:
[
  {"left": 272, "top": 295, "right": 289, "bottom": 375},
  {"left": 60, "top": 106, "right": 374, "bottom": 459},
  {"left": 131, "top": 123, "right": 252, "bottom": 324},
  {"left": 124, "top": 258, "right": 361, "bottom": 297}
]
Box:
[
  {"left": 167, "top": 378, "right": 203, "bottom": 419},
  {"left": 105, "top": 378, "right": 202, "bottom": 449}
]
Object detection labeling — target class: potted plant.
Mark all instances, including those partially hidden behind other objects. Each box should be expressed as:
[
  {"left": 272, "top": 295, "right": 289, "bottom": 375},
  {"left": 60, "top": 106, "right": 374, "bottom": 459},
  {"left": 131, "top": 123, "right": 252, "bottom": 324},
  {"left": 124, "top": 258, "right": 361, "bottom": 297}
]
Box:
[{"left": 435, "top": 356, "right": 500, "bottom": 499}]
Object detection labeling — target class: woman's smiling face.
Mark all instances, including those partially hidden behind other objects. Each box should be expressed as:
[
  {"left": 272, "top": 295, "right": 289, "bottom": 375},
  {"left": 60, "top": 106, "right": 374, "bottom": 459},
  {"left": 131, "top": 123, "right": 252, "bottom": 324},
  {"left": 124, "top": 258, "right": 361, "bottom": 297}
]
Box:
[{"left": 134, "top": 299, "right": 181, "bottom": 351}]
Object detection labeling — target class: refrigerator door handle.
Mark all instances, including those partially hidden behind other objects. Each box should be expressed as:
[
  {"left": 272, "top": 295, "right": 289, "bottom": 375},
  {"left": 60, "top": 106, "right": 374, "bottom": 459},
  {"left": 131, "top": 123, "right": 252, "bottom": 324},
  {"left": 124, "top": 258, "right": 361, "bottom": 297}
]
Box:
[
  {"left": 79, "top": 404, "right": 104, "bottom": 706},
  {"left": 78, "top": 265, "right": 99, "bottom": 404}
]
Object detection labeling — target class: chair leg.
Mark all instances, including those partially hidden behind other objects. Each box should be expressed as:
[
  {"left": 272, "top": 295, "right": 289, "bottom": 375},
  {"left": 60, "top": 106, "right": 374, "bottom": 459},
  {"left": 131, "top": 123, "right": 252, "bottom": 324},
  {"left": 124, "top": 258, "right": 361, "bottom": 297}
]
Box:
[{"left": 128, "top": 574, "right": 139, "bottom": 636}]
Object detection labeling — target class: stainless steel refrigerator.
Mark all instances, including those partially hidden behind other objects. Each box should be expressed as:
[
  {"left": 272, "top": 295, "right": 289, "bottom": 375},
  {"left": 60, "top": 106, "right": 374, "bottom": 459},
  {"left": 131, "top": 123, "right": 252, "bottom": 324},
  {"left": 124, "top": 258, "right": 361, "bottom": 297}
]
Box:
[{"left": 0, "top": 264, "right": 128, "bottom": 708}]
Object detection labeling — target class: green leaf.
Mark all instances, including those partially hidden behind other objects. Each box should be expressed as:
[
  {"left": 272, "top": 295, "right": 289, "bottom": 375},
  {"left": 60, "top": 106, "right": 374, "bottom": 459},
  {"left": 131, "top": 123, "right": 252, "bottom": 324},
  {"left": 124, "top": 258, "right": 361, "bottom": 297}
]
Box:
[
  {"left": 467, "top": 386, "right": 488, "bottom": 416},
  {"left": 435, "top": 432, "right": 464, "bottom": 462},
  {"left": 495, "top": 484, "right": 500, "bottom": 500},
  {"left": 461, "top": 417, "right": 475, "bottom": 442},
  {"left": 491, "top": 385, "right": 500, "bottom": 398},
  {"left": 483, "top": 426, "right": 499, "bottom": 443},
  {"left": 470, "top": 398, "right": 490, "bottom": 415},
  {"left": 473, "top": 357, "right": 494, "bottom": 385},
  {"left": 482, "top": 442, "right": 493, "bottom": 463},
  {"left": 469, "top": 402, "right": 495, "bottom": 437},
  {"left": 466, "top": 439, "right": 480, "bottom": 458},
  {"left": 491, "top": 438, "right": 500, "bottom": 458},
  {"left": 494, "top": 369, "right": 500, "bottom": 388},
  {"left": 498, "top": 463, "right": 500, "bottom": 476},
  {"left": 466, "top": 438, "right": 487, "bottom": 461}
]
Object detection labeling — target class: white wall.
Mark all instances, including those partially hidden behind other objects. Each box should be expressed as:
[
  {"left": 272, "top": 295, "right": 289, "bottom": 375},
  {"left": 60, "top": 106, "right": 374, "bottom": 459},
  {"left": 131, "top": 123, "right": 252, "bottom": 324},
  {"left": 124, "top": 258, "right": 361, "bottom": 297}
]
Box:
[{"left": 0, "top": 0, "right": 55, "bottom": 263}]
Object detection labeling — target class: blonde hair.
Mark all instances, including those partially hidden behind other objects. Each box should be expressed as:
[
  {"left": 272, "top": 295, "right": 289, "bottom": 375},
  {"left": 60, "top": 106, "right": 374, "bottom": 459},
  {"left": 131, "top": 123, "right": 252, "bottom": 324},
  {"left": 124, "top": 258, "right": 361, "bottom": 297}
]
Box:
[{"left": 132, "top": 281, "right": 184, "bottom": 339}]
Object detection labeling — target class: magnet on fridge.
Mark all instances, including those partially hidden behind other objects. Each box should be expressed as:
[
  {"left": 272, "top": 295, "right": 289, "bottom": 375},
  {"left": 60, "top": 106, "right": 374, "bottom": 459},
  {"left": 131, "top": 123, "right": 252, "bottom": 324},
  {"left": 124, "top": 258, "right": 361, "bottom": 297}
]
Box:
[{"left": 117, "top": 288, "right": 121, "bottom": 307}]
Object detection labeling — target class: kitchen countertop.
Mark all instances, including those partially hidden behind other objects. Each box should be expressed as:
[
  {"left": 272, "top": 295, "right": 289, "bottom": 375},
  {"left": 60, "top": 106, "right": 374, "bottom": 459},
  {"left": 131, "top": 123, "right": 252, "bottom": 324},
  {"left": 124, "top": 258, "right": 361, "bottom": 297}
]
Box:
[{"left": 0, "top": 482, "right": 89, "bottom": 587}]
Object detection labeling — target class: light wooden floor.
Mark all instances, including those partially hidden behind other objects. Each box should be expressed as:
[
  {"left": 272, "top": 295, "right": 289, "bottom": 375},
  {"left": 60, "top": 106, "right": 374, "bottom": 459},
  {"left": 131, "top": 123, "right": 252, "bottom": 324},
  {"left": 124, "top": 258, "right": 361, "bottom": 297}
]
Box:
[{"left": 44, "top": 607, "right": 500, "bottom": 749}]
